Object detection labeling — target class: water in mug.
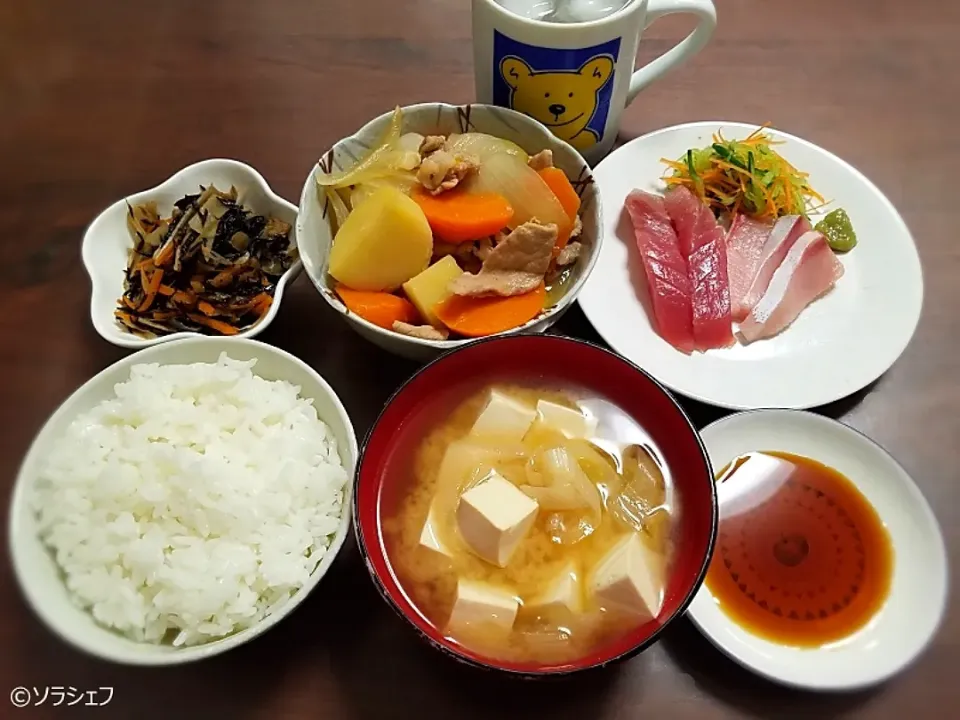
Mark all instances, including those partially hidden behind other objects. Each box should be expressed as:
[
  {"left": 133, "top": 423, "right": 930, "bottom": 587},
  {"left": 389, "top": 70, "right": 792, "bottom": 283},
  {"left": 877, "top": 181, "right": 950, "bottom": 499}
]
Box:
[{"left": 496, "top": 0, "right": 632, "bottom": 24}]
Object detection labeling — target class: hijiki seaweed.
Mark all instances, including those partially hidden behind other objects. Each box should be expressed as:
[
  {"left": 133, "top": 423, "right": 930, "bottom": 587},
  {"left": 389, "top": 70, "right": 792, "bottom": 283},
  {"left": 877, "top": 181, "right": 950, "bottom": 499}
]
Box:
[{"left": 116, "top": 185, "right": 296, "bottom": 337}]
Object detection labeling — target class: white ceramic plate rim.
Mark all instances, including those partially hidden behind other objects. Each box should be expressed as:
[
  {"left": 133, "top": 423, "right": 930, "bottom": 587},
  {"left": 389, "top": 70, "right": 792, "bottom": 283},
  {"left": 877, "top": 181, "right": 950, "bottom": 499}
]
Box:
[
  {"left": 579, "top": 121, "right": 924, "bottom": 410},
  {"left": 82, "top": 158, "right": 303, "bottom": 349},
  {"left": 686, "top": 409, "right": 948, "bottom": 690},
  {"left": 296, "top": 102, "right": 603, "bottom": 352},
  {"left": 9, "top": 337, "right": 357, "bottom": 665}
]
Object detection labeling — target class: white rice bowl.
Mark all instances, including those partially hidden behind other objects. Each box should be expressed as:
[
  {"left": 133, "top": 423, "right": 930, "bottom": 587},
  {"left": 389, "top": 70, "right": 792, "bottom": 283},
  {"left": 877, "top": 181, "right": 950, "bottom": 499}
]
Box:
[{"left": 32, "top": 353, "right": 348, "bottom": 648}]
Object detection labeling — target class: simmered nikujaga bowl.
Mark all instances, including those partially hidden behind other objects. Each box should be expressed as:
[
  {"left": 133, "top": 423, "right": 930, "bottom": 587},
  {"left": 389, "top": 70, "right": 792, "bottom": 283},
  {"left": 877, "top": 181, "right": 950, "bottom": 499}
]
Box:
[
  {"left": 297, "top": 103, "right": 602, "bottom": 360},
  {"left": 354, "top": 335, "right": 717, "bottom": 675}
]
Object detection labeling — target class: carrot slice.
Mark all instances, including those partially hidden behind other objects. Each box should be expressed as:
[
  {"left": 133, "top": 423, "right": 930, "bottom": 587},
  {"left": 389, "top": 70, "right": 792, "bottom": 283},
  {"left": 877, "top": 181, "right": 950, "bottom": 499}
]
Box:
[
  {"left": 188, "top": 313, "right": 240, "bottom": 335},
  {"left": 410, "top": 188, "right": 513, "bottom": 244},
  {"left": 154, "top": 240, "right": 175, "bottom": 267},
  {"left": 138, "top": 269, "right": 164, "bottom": 312},
  {"left": 197, "top": 300, "right": 217, "bottom": 316},
  {"left": 434, "top": 284, "right": 546, "bottom": 338},
  {"left": 537, "top": 168, "right": 581, "bottom": 250},
  {"left": 172, "top": 290, "right": 196, "bottom": 305},
  {"left": 251, "top": 293, "right": 274, "bottom": 316},
  {"left": 158, "top": 284, "right": 176, "bottom": 296},
  {"left": 336, "top": 284, "right": 419, "bottom": 329},
  {"left": 538, "top": 167, "right": 580, "bottom": 220}
]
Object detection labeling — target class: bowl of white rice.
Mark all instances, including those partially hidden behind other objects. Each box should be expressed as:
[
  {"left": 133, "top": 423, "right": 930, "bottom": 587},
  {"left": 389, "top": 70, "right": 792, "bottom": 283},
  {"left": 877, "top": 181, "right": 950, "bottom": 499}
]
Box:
[{"left": 9, "top": 337, "right": 357, "bottom": 665}]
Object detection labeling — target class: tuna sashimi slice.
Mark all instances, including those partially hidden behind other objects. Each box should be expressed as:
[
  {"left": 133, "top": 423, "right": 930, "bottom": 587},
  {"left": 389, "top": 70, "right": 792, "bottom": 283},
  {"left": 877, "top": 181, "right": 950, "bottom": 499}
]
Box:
[
  {"left": 739, "top": 231, "right": 844, "bottom": 343},
  {"left": 664, "top": 186, "right": 734, "bottom": 349},
  {"left": 725, "top": 214, "right": 773, "bottom": 321},
  {"left": 624, "top": 190, "right": 695, "bottom": 353},
  {"left": 739, "top": 214, "right": 811, "bottom": 317},
  {"left": 688, "top": 239, "right": 737, "bottom": 349},
  {"left": 664, "top": 185, "right": 725, "bottom": 258}
]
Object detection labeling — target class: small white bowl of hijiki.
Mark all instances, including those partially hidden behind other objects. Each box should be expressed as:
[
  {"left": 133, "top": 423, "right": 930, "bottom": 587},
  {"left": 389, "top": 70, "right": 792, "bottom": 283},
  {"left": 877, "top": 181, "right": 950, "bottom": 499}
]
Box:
[
  {"left": 83, "top": 158, "right": 301, "bottom": 349},
  {"left": 9, "top": 337, "right": 356, "bottom": 665},
  {"left": 297, "top": 103, "right": 602, "bottom": 360}
]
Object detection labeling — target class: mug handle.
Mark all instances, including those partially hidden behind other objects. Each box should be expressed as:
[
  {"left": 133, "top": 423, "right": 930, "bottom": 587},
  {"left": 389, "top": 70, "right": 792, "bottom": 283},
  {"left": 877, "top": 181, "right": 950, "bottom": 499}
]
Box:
[{"left": 627, "top": 0, "right": 717, "bottom": 104}]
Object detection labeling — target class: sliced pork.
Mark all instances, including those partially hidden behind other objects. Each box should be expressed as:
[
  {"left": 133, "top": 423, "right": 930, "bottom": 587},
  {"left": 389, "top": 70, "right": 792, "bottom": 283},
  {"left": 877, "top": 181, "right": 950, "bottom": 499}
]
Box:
[
  {"left": 449, "top": 221, "right": 556, "bottom": 298},
  {"left": 481, "top": 221, "right": 556, "bottom": 275},
  {"left": 664, "top": 186, "right": 734, "bottom": 349},
  {"left": 624, "top": 190, "right": 695, "bottom": 353},
  {"left": 725, "top": 214, "right": 773, "bottom": 321},
  {"left": 555, "top": 241, "right": 581, "bottom": 267},
  {"left": 739, "top": 214, "right": 811, "bottom": 318},
  {"left": 450, "top": 271, "right": 542, "bottom": 297},
  {"left": 739, "top": 231, "right": 844, "bottom": 343},
  {"left": 393, "top": 321, "right": 449, "bottom": 341}
]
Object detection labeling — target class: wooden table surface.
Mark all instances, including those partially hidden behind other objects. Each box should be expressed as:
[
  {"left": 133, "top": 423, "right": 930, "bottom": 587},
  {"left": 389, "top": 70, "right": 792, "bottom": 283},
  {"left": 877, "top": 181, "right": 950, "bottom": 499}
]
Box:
[{"left": 1, "top": 0, "right": 956, "bottom": 717}]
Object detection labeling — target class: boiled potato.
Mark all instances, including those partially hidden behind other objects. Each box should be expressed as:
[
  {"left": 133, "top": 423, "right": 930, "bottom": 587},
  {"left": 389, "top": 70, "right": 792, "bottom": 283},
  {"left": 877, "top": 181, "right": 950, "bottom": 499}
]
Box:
[
  {"left": 402, "top": 255, "right": 462, "bottom": 328},
  {"left": 329, "top": 186, "right": 432, "bottom": 291}
]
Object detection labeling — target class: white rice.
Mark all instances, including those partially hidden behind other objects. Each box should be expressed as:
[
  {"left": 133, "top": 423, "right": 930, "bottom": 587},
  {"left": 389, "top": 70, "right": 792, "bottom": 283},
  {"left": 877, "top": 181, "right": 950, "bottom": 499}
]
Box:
[{"left": 34, "top": 353, "right": 348, "bottom": 646}]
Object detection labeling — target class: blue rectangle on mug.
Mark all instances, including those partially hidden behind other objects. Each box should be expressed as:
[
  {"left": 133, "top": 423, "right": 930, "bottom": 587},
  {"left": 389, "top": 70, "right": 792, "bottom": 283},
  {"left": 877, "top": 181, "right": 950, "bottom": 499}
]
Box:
[{"left": 492, "top": 31, "right": 620, "bottom": 153}]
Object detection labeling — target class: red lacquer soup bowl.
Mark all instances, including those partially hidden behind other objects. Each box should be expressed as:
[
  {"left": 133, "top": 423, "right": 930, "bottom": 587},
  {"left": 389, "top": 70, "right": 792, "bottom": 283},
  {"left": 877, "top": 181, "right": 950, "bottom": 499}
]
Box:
[{"left": 353, "top": 334, "right": 717, "bottom": 675}]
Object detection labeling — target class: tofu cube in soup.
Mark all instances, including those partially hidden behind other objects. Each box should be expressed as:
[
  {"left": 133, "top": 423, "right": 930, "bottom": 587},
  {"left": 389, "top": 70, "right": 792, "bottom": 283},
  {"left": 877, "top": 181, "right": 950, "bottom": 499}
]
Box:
[
  {"left": 447, "top": 578, "right": 519, "bottom": 635},
  {"left": 421, "top": 441, "right": 502, "bottom": 559},
  {"left": 470, "top": 390, "right": 537, "bottom": 441},
  {"left": 536, "top": 399, "right": 598, "bottom": 439},
  {"left": 590, "top": 534, "right": 664, "bottom": 621},
  {"left": 403, "top": 256, "right": 463, "bottom": 329},
  {"left": 526, "top": 562, "right": 582, "bottom": 617},
  {"left": 418, "top": 501, "right": 452, "bottom": 559},
  {"left": 457, "top": 471, "right": 539, "bottom": 567}
]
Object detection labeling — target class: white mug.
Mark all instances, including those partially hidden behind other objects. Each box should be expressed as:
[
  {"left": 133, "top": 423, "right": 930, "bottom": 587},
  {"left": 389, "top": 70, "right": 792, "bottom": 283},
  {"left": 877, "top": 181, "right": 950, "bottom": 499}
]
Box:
[{"left": 472, "top": 0, "right": 717, "bottom": 162}]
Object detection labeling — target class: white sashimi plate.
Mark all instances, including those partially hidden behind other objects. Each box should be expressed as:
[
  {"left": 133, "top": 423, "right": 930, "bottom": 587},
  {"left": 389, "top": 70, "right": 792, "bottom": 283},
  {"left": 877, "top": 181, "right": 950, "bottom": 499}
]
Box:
[
  {"left": 688, "top": 410, "right": 947, "bottom": 690},
  {"left": 578, "top": 122, "right": 923, "bottom": 409}
]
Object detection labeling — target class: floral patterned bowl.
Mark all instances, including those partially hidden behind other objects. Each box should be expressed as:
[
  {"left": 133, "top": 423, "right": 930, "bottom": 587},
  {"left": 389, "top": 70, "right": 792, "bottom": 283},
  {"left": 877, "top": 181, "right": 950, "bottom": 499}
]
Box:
[{"left": 296, "top": 103, "right": 602, "bottom": 361}]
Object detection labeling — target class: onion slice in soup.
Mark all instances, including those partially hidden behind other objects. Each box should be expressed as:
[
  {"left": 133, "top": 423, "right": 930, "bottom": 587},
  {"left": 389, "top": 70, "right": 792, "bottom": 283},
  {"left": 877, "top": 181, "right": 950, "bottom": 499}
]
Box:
[
  {"left": 607, "top": 444, "right": 668, "bottom": 534},
  {"left": 531, "top": 446, "right": 603, "bottom": 545},
  {"left": 540, "top": 447, "right": 601, "bottom": 517},
  {"left": 519, "top": 483, "right": 587, "bottom": 511},
  {"left": 429, "top": 441, "right": 499, "bottom": 554}
]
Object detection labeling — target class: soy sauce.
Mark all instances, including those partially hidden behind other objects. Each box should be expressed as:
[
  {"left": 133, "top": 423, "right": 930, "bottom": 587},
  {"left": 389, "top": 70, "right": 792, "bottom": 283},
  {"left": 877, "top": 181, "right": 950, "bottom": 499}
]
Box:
[{"left": 705, "top": 451, "right": 893, "bottom": 647}]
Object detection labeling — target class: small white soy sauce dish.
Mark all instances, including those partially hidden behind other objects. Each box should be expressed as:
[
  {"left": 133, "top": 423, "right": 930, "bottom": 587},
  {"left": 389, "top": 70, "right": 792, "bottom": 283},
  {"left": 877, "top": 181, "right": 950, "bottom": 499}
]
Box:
[{"left": 687, "top": 409, "right": 948, "bottom": 691}]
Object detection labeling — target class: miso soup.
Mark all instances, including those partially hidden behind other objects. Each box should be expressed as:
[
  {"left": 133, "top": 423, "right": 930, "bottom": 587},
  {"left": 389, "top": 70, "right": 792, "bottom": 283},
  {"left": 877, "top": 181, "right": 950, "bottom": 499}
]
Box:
[{"left": 381, "top": 382, "right": 678, "bottom": 665}]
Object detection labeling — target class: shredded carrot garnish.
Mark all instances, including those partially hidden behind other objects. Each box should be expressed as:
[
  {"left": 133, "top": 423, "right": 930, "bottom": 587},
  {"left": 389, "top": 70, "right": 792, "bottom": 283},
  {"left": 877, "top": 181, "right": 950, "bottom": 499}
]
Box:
[
  {"left": 158, "top": 284, "right": 176, "bottom": 296},
  {"left": 661, "top": 158, "right": 687, "bottom": 171},
  {"left": 662, "top": 125, "right": 824, "bottom": 221}
]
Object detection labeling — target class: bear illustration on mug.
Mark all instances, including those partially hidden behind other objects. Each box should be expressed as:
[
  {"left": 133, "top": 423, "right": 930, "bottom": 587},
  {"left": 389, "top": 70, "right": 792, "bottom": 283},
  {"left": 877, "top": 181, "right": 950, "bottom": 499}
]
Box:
[{"left": 500, "top": 54, "right": 615, "bottom": 151}]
